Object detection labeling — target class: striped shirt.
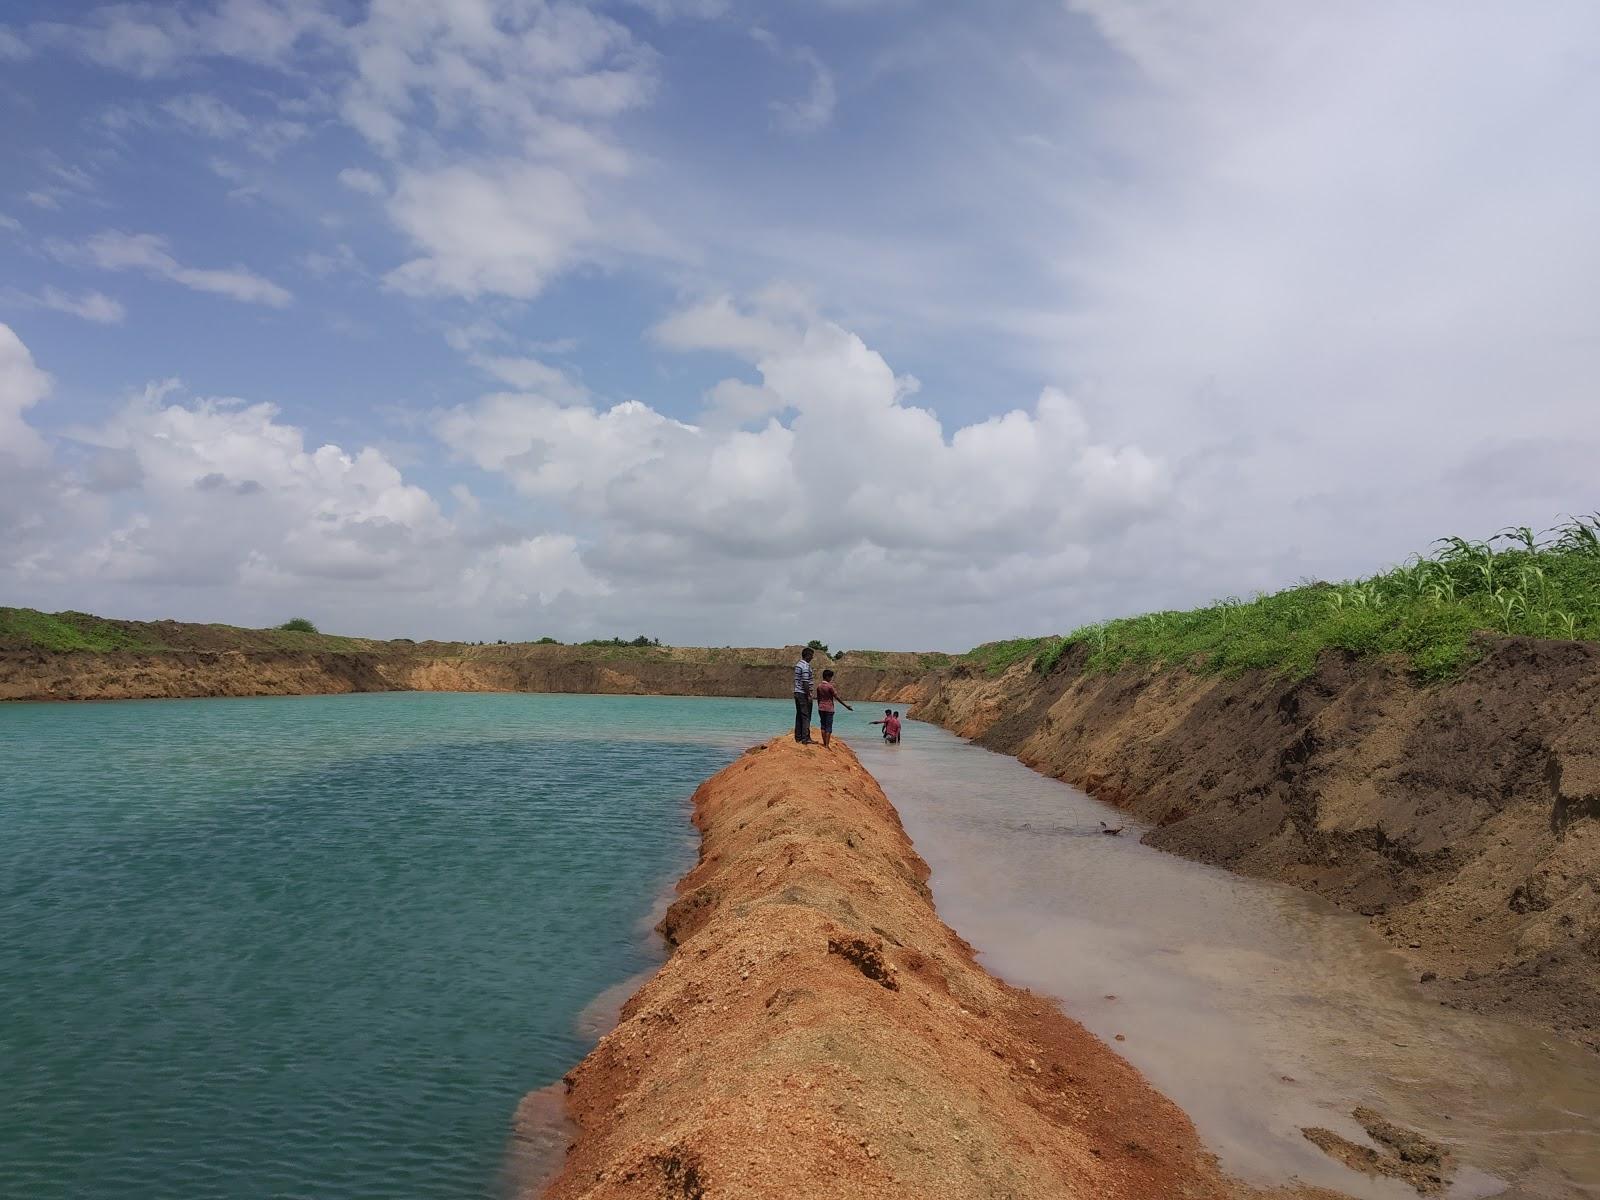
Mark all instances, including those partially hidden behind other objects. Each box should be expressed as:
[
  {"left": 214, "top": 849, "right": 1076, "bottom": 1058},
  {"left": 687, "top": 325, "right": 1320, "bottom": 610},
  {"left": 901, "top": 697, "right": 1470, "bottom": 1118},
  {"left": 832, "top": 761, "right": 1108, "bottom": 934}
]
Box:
[{"left": 793, "top": 658, "right": 814, "bottom": 696}]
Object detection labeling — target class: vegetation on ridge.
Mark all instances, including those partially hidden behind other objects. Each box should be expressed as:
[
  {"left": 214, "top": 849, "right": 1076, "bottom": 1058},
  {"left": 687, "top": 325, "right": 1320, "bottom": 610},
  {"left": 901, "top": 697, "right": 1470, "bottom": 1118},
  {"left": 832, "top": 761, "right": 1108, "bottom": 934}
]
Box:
[{"left": 968, "top": 516, "right": 1600, "bottom": 682}]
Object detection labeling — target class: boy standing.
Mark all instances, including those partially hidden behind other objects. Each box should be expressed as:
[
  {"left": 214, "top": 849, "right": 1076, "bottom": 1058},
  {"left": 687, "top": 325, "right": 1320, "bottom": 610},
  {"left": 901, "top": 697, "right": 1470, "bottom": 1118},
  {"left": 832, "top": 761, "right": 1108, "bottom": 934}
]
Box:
[{"left": 815, "top": 669, "right": 853, "bottom": 748}]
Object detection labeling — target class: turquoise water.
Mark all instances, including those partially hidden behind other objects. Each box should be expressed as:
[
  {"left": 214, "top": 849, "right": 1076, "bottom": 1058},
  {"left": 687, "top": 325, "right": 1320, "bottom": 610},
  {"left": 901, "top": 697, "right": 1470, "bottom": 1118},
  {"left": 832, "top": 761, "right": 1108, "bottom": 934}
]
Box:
[{"left": 0, "top": 692, "right": 796, "bottom": 1200}]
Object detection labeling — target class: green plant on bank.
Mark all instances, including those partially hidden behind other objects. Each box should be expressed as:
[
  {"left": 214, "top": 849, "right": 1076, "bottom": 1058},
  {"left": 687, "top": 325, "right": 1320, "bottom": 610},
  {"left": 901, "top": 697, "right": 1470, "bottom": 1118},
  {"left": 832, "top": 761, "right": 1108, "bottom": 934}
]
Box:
[
  {"left": 978, "top": 515, "right": 1600, "bottom": 683},
  {"left": 0, "top": 608, "right": 158, "bottom": 653},
  {"left": 278, "top": 617, "right": 318, "bottom": 634},
  {"left": 581, "top": 635, "right": 662, "bottom": 648},
  {"left": 962, "top": 636, "right": 1061, "bottom": 676}
]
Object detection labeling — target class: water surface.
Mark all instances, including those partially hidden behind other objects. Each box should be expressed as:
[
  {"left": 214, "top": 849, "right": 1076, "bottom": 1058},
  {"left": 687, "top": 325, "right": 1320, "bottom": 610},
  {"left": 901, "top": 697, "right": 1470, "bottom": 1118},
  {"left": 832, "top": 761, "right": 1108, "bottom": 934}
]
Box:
[
  {"left": 854, "top": 720, "right": 1600, "bottom": 1200},
  {"left": 1, "top": 692, "right": 791, "bottom": 1200}
]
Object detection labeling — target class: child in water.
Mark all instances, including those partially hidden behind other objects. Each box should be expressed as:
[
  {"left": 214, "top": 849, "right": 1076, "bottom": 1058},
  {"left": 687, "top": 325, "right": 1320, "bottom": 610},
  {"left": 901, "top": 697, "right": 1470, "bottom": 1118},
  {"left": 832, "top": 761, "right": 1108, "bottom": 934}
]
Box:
[
  {"left": 870, "top": 709, "right": 901, "bottom": 744},
  {"left": 814, "top": 669, "right": 853, "bottom": 748}
]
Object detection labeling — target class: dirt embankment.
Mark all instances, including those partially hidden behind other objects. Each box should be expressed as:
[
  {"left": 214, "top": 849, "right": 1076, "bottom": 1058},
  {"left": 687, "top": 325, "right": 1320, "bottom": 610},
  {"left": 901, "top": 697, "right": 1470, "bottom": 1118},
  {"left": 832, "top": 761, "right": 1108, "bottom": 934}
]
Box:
[
  {"left": 0, "top": 642, "right": 928, "bottom": 704},
  {"left": 523, "top": 737, "right": 1329, "bottom": 1200},
  {"left": 912, "top": 638, "right": 1600, "bottom": 1052}
]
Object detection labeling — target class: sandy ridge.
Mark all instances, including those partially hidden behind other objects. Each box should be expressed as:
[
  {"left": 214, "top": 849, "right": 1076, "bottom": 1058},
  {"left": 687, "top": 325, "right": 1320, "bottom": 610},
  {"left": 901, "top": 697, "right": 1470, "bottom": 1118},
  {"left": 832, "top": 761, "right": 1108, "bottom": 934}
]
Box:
[{"left": 524, "top": 736, "right": 1330, "bottom": 1200}]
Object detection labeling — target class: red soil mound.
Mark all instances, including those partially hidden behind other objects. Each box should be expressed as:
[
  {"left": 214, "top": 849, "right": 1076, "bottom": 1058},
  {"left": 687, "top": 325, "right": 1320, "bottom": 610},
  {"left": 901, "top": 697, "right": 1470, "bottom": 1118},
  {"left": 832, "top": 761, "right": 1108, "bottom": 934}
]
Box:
[{"left": 525, "top": 737, "right": 1329, "bottom": 1199}]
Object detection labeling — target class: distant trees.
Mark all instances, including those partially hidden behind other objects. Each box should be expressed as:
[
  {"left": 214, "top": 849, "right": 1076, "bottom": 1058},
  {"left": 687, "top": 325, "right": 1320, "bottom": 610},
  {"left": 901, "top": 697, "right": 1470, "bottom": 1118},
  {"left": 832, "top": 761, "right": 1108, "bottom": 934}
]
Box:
[
  {"left": 806, "top": 638, "right": 830, "bottom": 656},
  {"left": 279, "top": 617, "right": 318, "bottom": 633},
  {"left": 581, "top": 635, "right": 662, "bottom": 647}
]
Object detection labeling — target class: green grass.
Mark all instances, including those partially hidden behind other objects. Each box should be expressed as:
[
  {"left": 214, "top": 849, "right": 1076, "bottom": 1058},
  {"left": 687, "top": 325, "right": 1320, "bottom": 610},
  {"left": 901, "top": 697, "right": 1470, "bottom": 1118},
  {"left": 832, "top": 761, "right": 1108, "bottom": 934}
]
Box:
[
  {"left": 0, "top": 609, "right": 159, "bottom": 653},
  {"left": 962, "top": 636, "right": 1060, "bottom": 676},
  {"left": 975, "top": 516, "right": 1600, "bottom": 682}
]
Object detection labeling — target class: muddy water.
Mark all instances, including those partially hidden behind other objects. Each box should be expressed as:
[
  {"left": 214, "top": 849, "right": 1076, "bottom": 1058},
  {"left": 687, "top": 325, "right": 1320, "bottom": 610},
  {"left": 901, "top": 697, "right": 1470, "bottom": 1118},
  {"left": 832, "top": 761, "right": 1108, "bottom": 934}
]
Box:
[{"left": 852, "top": 722, "right": 1600, "bottom": 1200}]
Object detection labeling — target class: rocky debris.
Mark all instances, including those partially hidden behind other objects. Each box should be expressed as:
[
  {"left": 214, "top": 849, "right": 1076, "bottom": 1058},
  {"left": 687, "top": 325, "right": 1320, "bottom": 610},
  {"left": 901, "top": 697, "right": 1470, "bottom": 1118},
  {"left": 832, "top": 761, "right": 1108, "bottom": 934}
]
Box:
[
  {"left": 826, "top": 936, "right": 899, "bottom": 990},
  {"left": 1302, "top": 1107, "right": 1450, "bottom": 1196}
]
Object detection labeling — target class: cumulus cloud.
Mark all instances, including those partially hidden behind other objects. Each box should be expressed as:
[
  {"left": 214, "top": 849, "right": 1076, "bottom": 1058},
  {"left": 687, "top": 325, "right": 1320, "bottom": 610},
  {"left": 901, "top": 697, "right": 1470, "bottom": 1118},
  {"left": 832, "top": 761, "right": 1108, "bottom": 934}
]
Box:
[
  {"left": 54, "top": 231, "right": 292, "bottom": 307},
  {"left": 385, "top": 161, "right": 594, "bottom": 299},
  {"left": 0, "top": 324, "right": 609, "bottom": 637},
  {"left": 436, "top": 296, "right": 1166, "bottom": 637}
]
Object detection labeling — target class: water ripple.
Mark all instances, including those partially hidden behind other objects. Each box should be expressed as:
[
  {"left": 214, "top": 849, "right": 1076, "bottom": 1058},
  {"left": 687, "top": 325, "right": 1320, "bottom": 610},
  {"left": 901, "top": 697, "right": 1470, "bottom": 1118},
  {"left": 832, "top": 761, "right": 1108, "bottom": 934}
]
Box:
[{"left": 1, "top": 692, "right": 798, "bottom": 1200}]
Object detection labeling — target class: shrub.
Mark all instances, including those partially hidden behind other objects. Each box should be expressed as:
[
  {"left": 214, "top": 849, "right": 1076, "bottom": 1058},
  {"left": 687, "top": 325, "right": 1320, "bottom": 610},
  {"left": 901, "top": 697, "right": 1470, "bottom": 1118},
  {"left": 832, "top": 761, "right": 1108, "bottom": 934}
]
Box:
[{"left": 279, "top": 617, "right": 318, "bottom": 634}]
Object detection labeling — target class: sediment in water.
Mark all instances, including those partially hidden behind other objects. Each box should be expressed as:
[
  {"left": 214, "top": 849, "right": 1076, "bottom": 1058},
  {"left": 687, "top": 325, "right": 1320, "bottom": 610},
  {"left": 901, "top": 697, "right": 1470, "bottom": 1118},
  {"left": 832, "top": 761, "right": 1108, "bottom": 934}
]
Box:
[
  {"left": 523, "top": 736, "right": 1321, "bottom": 1200},
  {"left": 911, "top": 638, "right": 1600, "bottom": 1053}
]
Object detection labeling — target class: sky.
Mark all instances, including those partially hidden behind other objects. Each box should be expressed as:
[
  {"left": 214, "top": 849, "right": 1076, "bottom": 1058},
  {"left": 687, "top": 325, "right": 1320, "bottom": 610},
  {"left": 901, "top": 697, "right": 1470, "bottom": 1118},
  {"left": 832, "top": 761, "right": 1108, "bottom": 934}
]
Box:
[{"left": 1, "top": 1, "right": 1597, "bottom": 650}]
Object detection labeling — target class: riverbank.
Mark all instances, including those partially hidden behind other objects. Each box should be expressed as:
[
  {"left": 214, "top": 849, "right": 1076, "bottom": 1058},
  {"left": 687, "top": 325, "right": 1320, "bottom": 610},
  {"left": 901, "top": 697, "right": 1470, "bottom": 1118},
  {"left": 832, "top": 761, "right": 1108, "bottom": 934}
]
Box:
[
  {"left": 0, "top": 611, "right": 930, "bottom": 703},
  {"left": 912, "top": 638, "right": 1600, "bottom": 1054},
  {"left": 524, "top": 736, "right": 1333, "bottom": 1200}
]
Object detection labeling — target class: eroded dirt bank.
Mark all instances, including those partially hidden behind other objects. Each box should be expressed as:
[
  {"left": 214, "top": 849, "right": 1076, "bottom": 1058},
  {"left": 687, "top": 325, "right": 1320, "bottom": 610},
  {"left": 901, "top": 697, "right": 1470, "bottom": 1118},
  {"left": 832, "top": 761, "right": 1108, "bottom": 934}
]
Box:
[
  {"left": 524, "top": 737, "right": 1330, "bottom": 1200},
  {"left": 912, "top": 638, "right": 1600, "bottom": 1052},
  {"left": 0, "top": 643, "right": 928, "bottom": 703}
]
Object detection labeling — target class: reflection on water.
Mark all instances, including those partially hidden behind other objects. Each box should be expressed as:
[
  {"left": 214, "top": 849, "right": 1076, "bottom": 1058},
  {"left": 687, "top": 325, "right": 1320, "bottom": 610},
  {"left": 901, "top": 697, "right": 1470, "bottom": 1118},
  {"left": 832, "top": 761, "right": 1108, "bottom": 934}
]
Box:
[{"left": 852, "top": 721, "right": 1600, "bottom": 1200}]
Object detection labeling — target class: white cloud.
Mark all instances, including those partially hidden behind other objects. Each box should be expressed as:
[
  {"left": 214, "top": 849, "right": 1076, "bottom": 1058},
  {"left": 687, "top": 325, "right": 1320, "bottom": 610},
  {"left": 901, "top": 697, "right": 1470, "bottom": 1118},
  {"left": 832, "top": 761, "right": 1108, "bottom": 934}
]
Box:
[
  {"left": 385, "top": 161, "right": 594, "bottom": 299},
  {"left": 339, "top": 0, "right": 652, "bottom": 155},
  {"left": 337, "top": 166, "right": 385, "bottom": 196},
  {"left": 1014, "top": 1, "right": 1600, "bottom": 592},
  {"left": 31, "top": 0, "right": 335, "bottom": 78},
  {"left": 163, "top": 92, "right": 250, "bottom": 137},
  {"left": 57, "top": 231, "right": 292, "bottom": 307},
  {"left": 0, "top": 323, "right": 52, "bottom": 466},
  {"left": 469, "top": 354, "right": 588, "bottom": 399},
  {"left": 0, "top": 325, "right": 610, "bottom": 637},
  {"left": 162, "top": 92, "right": 308, "bottom": 155},
  {"left": 440, "top": 296, "right": 1166, "bottom": 578},
  {"left": 751, "top": 28, "right": 837, "bottom": 135},
  {"left": 0, "top": 25, "right": 30, "bottom": 60},
  {"left": 11, "top": 287, "right": 128, "bottom": 324}
]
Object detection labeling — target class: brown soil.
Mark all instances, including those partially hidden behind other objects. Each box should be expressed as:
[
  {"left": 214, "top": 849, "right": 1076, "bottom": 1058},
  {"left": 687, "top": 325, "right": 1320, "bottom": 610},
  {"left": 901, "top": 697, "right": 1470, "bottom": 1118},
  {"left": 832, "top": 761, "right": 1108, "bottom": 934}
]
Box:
[
  {"left": 527, "top": 737, "right": 1340, "bottom": 1200},
  {"left": 0, "top": 641, "right": 926, "bottom": 704},
  {"left": 912, "top": 638, "right": 1600, "bottom": 1053}
]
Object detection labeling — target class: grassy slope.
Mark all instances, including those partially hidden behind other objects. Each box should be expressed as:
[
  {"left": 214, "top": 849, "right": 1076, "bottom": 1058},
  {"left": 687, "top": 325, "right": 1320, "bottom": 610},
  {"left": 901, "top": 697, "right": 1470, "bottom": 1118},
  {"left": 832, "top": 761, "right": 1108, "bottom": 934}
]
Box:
[
  {"left": 963, "top": 516, "right": 1600, "bottom": 681},
  {"left": 0, "top": 609, "right": 937, "bottom": 670}
]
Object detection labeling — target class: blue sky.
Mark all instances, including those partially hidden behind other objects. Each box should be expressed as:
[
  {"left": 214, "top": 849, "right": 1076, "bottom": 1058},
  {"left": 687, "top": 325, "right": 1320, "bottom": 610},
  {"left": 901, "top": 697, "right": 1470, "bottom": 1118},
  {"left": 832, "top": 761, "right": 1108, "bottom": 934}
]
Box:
[{"left": 2, "top": 1, "right": 1597, "bottom": 648}]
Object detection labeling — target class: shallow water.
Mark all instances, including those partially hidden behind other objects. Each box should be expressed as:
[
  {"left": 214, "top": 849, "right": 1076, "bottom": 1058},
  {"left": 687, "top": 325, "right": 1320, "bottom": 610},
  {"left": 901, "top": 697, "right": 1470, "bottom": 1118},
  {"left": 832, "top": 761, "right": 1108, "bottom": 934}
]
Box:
[
  {"left": 0, "top": 692, "right": 792, "bottom": 1200},
  {"left": 855, "top": 721, "right": 1600, "bottom": 1200}
]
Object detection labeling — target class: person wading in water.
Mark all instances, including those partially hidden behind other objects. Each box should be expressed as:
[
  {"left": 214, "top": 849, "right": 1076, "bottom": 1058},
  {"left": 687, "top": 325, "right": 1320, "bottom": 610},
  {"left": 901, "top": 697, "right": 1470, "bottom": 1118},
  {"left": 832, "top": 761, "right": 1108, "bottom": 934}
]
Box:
[
  {"left": 793, "top": 646, "right": 816, "bottom": 744},
  {"left": 815, "top": 668, "right": 853, "bottom": 748}
]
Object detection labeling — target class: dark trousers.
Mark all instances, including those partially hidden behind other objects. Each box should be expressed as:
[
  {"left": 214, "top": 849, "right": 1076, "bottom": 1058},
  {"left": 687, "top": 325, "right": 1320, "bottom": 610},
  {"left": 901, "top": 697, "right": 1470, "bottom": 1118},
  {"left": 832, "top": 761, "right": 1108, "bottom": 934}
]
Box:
[{"left": 794, "top": 693, "right": 813, "bottom": 742}]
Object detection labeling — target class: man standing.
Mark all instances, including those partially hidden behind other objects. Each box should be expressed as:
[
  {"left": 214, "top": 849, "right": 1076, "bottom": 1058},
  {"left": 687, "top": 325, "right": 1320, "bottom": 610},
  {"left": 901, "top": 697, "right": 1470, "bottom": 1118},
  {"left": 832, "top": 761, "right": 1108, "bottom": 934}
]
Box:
[{"left": 793, "top": 646, "right": 816, "bottom": 744}]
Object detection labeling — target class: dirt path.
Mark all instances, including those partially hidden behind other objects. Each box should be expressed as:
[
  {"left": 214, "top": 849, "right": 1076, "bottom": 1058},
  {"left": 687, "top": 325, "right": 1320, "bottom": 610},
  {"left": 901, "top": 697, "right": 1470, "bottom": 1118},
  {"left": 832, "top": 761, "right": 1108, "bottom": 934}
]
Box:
[{"left": 525, "top": 737, "right": 1341, "bottom": 1200}]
